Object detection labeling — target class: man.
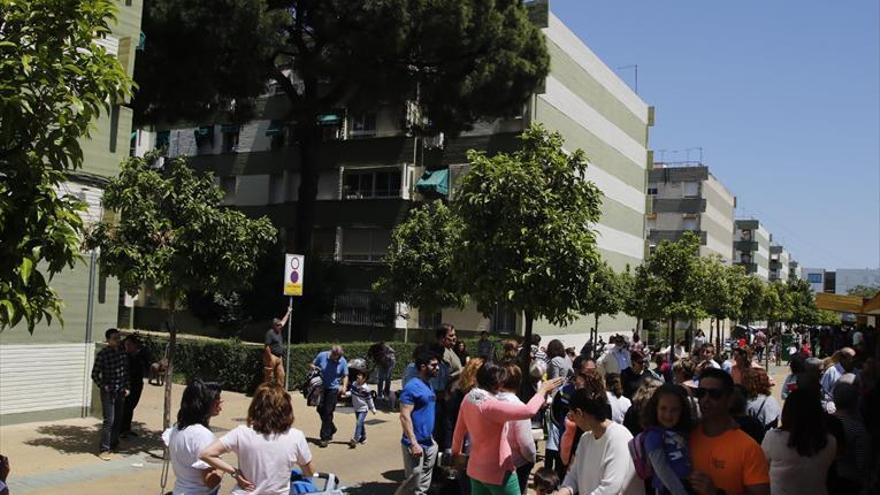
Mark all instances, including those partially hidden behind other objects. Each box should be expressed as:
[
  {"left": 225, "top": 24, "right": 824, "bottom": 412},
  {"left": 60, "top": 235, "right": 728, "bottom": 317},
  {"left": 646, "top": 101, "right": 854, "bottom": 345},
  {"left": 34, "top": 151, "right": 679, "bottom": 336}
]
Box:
[
  {"left": 434, "top": 324, "right": 458, "bottom": 451},
  {"left": 697, "top": 343, "right": 722, "bottom": 370},
  {"left": 311, "top": 345, "right": 348, "bottom": 447},
  {"left": 437, "top": 323, "right": 462, "bottom": 379},
  {"left": 689, "top": 368, "right": 770, "bottom": 495},
  {"left": 263, "top": 307, "right": 292, "bottom": 387},
  {"left": 598, "top": 343, "right": 621, "bottom": 377},
  {"left": 621, "top": 350, "right": 661, "bottom": 398},
  {"left": 612, "top": 335, "right": 632, "bottom": 372},
  {"left": 120, "top": 335, "right": 152, "bottom": 438},
  {"left": 820, "top": 347, "right": 856, "bottom": 413},
  {"left": 555, "top": 388, "right": 643, "bottom": 495},
  {"left": 91, "top": 328, "right": 129, "bottom": 460},
  {"left": 476, "top": 331, "right": 496, "bottom": 361},
  {"left": 399, "top": 349, "right": 441, "bottom": 495},
  {"left": 368, "top": 341, "right": 395, "bottom": 401}
]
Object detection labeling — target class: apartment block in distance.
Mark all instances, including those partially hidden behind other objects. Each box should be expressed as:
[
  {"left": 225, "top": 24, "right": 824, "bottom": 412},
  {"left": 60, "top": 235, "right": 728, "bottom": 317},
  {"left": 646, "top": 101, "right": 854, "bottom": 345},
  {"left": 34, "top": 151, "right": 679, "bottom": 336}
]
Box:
[
  {"left": 646, "top": 164, "right": 736, "bottom": 262},
  {"left": 734, "top": 219, "right": 772, "bottom": 280},
  {"left": 769, "top": 245, "right": 791, "bottom": 282},
  {"left": 0, "top": 1, "right": 144, "bottom": 425},
  {"left": 139, "top": 1, "right": 652, "bottom": 349}
]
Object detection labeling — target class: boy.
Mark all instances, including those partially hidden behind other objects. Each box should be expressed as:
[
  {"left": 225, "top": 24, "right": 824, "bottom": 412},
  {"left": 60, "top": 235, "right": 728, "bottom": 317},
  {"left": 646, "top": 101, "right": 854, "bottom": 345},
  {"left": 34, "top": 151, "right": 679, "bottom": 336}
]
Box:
[{"left": 348, "top": 369, "right": 376, "bottom": 448}]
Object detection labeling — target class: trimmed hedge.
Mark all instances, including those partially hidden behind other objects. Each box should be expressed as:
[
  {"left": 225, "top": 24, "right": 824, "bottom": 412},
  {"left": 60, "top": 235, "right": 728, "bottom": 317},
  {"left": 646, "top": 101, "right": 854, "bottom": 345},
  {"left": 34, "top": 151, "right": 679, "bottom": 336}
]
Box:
[{"left": 140, "top": 334, "right": 497, "bottom": 394}]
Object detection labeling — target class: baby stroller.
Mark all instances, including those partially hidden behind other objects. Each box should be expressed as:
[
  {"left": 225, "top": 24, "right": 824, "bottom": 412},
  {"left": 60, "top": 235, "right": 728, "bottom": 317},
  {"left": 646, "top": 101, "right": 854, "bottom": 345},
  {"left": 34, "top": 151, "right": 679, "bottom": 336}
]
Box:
[
  {"left": 291, "top": 469, "right": 346, "bottom": 494},
  {"left": 301, "top": 368, "right": 323, "bottom": 407}
]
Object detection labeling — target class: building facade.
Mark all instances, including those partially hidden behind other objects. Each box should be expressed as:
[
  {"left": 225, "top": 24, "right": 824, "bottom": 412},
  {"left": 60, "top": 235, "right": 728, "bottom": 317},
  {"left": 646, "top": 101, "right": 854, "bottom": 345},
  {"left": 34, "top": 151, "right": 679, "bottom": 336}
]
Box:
[
  {"left": 138, "top": 3, "right": 652, "bottom": 349},
  {"left": 734, "top": 219, "right": 772, "bottom": 280},
  {"left": 769, "top": 245, "right": 791, "bottom": 282},
  {"left": 788, "top": 260, "right": 802, "bottom": 282},
  {"left": 646, "top": 164, "right": 735, "bottom": 262},
  {"left": 0, "top": 1, "right": 144, "bottom": 425}
]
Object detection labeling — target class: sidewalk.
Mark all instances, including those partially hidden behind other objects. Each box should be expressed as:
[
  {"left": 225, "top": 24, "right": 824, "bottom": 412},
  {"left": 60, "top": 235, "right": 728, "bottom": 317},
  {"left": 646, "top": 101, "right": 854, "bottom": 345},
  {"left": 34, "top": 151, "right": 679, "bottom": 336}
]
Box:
[{"left": 0, "top": 381, "right": 406, "bottom": 494}]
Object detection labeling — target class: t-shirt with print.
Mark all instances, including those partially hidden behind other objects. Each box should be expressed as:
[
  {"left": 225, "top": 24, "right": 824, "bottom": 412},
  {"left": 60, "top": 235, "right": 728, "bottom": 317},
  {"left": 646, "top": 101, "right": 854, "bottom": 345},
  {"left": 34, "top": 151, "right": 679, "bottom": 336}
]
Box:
[
  {"left": 399, "top": 377, "right": 435, "bottom": 448},
  {"left": 220, "top": 425, "right": 312, "bottom": 495},
  {"left": 644, "top": 427, "right": 691, "bottom": 492},
  {"left": 690, "top": 425, "right": 769, "bottom": 494},
  {"left": 162, "top": 424, "right": 216, "bottom": 495},
  {"left": 312, "top": 351, "right": 348, "bottom": 390}
]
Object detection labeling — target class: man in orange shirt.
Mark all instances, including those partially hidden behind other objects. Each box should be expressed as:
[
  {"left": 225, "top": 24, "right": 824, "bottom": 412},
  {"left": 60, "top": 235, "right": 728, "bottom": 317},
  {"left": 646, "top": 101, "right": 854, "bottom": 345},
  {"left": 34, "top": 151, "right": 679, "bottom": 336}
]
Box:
[{"left": 689, "top": 368, "right": 770, "bottom": 495}]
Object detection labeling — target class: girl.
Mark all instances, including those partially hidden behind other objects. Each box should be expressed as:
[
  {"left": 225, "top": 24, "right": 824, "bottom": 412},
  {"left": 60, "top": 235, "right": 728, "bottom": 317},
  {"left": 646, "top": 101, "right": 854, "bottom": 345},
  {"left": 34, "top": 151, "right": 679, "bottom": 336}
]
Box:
[{"left": 639, "top": 384, "right": 694, "bottom": 495}]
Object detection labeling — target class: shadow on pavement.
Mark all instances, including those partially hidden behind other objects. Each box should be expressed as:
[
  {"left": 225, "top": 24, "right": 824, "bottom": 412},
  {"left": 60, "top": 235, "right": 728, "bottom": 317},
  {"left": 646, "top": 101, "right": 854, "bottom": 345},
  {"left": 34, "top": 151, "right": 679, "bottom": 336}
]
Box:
[
  {"left": 23, "top": 421, "right": 163, "bottom": 456},
  {"left": 346, "top": 481, "right": 399, "bottom": 495},
  {"left": 381, "top": 469, "right": 406, "bottom": 482}
]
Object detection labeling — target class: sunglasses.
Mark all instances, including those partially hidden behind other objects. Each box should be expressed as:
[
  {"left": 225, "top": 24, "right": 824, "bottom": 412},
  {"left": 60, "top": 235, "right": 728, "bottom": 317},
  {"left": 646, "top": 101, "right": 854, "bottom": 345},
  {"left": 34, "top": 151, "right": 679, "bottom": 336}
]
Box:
[{"left": 693, "top": 387, "right": 726, "bottom": 400}]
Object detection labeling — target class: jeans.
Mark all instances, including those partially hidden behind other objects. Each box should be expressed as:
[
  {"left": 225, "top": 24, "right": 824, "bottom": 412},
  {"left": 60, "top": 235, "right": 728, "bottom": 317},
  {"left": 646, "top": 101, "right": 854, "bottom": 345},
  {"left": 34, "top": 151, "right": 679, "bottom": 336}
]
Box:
[
  {"left": 353, "top": 411, "right": 367, "bottom": 443},
  {"left": 515, "top": 462, "right": 534, "bottom": 494},
  {"left": 377, "top": 361, "right": 394, "bottom": 399},
  {"left": 317, "top": 389, "right": 339, "bottom": 441},
  {"left": 100, "top": 389, "right": 125, "bottom": 451},
  {"left": 120, "top": 380, "right": 143, "bottom": 433},
  {"left": 470, "top": 472, "right": 520, "bottom": 495},
  {"left": 401, "top": 440, "right": 438, "bottom": 495}
]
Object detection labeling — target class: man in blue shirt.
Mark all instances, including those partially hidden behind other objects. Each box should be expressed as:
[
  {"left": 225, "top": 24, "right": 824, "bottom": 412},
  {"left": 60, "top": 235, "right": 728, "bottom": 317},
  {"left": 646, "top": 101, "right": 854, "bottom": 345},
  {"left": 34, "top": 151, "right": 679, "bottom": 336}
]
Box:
[
  {"left": 311, "top": 345, "right": 348, "bottom": 447},
  {"left": 399, "top": 348, "right": 440, "bottom": 495}
]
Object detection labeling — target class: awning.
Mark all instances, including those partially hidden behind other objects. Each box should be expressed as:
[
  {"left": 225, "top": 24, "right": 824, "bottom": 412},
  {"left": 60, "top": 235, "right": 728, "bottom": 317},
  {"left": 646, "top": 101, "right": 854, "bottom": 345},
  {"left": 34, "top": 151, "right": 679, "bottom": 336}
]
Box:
[{"left": 416, "top": 168, "right": 449, "bottom": 196}]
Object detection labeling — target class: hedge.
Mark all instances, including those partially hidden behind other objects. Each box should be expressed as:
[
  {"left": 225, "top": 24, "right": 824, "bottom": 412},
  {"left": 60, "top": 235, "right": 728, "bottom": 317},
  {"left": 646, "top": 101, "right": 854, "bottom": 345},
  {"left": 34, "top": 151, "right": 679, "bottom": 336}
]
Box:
[{"left": 139, "top": 334, "right": 499, "bottom": 394}]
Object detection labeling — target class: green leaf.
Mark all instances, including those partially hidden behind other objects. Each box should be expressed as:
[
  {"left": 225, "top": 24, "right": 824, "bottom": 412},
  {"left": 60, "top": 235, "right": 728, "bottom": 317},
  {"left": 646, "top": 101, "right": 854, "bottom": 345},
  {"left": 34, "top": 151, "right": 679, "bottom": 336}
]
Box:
[{"left": 20, "top": 258, "right": 33, "bottom": 285}]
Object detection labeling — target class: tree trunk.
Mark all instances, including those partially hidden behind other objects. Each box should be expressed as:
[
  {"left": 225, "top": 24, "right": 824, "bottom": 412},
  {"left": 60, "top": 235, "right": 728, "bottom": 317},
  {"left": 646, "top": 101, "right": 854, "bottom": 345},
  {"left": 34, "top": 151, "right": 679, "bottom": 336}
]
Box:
[
  {"left": 163, "top": 303, "right": 177, "bottom": 430},
  {"left": 519, "top": 311, "right": 534, "bottom": 400},
  {"left": 290, "top": 78, "right": 322, "bottom": 343},
  {"left": 668, "top": 318, "right": 675, "bottom": 364},
  {"left": 594, "top": 313, "right": 600, "bottom": 347}
]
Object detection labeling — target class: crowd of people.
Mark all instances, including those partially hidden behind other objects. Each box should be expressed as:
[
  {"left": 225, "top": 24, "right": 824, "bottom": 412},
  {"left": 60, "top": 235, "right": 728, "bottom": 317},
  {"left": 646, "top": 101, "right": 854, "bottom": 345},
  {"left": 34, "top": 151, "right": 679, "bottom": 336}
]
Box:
[{"left": 80, "top": 320, "right": 879, "bottom": 495}]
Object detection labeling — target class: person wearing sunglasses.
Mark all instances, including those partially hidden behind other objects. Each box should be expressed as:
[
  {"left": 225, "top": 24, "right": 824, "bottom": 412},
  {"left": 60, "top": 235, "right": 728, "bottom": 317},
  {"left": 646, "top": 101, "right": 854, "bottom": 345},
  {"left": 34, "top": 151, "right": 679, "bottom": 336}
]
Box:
[{"left": 688, "top": 368, "right": 770, "bottom": 495}]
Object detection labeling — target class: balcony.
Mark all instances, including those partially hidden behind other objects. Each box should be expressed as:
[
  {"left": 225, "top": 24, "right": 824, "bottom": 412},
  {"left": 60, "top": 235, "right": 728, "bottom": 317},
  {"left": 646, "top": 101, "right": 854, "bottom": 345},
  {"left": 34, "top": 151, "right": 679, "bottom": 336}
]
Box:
[
  {"left": 651, "top": 198, "right": 706, "bottom": 214},
  {"left": 647, "top": 229, "right": 707, "bottom": 245},
  {"left": 734, "top": 240, "right": 758, "bottom": 252}
]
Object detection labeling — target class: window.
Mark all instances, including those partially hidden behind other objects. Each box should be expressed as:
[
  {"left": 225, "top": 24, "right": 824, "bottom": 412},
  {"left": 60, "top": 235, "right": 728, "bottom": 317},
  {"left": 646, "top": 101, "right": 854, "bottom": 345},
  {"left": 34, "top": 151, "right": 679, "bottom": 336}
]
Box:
[
  {"left": 491, "top": 305, "right": 517, "bottom": 334},
  {"left": 334, "top": 291, "right": 393, "bottom": 326},
  {"left": 343, "top": 169, "right": 401, "bottom": 199},
  {"left": 647, "top": 187, "right": 658, "bottom": 195},
  {"left": 341, "top": 228, "right": 391, "bottom": 262},
  {"left": 109, "top": 105, "right": 120, "bottom": 153},
  {"left": 349, "top": 112, "right": 377, "bottom": 138},
  {"left": 807, "top": 273, "right": 823, "bottom": 284},
  {"left": 269, "top": 174, "right": 285, "bottom": 204},
  {"left": 741, "top": 229, "right": 752, "bottom": 241},
  {"left": 311, "top": 228, "right": 337, "bottom": 260},
  {"left": 419, "top": 309, "right": 442, "bottom": 329},
  {"left": 221, "top": 125, "right": 240, "bottom": 153},
  {"left": 683, "top": 182, "right": 699, "bottom": 198},
  {"left": 682, "top": 216, "right": 698, "bottom": 231}
]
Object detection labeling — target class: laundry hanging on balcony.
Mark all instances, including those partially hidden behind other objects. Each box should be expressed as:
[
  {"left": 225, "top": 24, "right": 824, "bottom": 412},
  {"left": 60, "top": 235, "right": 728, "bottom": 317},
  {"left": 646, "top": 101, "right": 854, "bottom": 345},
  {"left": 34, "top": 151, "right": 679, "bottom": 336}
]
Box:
[{"left": 415, "top": 168, "right": 449, "bottom": 197}]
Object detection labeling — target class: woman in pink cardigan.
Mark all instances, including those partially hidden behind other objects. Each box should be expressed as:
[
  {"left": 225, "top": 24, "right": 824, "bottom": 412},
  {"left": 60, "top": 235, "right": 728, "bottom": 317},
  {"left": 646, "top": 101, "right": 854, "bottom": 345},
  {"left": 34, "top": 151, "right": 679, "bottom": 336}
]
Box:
[{"left": 452, "top": 361, "right": 564, "bottom": 495}]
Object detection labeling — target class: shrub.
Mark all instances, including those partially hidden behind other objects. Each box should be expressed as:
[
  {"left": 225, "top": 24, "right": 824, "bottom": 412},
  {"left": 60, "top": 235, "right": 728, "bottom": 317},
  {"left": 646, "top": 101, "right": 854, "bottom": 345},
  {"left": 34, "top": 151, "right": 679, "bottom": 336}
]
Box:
[{"left": 140, "top": 334, "right": 498, "bottom": 394}]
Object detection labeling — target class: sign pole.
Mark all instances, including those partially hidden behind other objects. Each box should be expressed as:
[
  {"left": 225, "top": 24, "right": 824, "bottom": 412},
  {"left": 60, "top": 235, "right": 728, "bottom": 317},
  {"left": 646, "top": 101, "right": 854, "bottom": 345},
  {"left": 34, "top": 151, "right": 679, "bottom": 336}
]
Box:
[{"left": 285, "top": 296, "right": 293, "bottom": 391}]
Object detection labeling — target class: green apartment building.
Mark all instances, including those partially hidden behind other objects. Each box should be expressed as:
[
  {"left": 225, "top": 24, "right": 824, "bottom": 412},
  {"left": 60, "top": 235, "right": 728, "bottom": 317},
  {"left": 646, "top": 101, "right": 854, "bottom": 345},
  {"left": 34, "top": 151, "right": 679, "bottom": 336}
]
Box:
[
  {"left": 141, "top": 1, "right": 653, "bottom": 349},
  {"left": 0, "top": 1, "right": 143, "bottom": 425}
]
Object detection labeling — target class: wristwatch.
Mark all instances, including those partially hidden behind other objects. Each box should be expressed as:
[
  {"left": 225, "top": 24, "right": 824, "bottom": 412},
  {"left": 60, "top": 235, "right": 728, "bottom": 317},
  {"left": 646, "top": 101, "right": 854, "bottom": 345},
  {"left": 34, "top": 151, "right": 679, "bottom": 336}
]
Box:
[{"left": 232, "top": 468, "right": 242, "bottom": 478}]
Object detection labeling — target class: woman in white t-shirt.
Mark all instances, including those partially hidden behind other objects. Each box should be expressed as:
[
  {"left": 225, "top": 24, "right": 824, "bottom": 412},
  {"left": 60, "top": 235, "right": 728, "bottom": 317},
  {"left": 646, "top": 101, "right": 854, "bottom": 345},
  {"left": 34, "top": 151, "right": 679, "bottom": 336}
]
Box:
[
  {"left": 201, "top": 383, "right": 315, "bottom": 495},
  {"left": 761, "top": 389, "right": 837, "bottom": 495},
  {"left": 604, "top": 373, "right": 632, "bottom": 424},
  {"left": 162, "top": 380, "right": 224, "bottom": 495}
]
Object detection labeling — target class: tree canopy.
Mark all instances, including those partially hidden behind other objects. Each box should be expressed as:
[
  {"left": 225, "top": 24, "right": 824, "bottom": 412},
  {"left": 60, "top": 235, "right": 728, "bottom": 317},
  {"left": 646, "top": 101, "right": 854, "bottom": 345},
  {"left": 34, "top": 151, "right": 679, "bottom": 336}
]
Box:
[
  {"left": 635, "top": 232, "right": 706, "bottom": 332},
  {"left": 0, "top": 0, "right": 131, "bottom": 331},
  {"left": 581, "top": 261, "right": 624, "bottom": 338},
  {"left": 85, "top": 154, "right": 276, "bottom": 427}
]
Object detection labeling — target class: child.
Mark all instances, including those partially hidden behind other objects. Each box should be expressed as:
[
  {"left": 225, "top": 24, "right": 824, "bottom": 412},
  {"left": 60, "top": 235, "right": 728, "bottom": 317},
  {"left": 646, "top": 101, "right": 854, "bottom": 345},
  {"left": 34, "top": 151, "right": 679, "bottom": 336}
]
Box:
[
  {"left": 638, "top": 384, "right": 694, "bottom": 495},
  {"left": 348, "top": 369, "right": 376, "bottom": 448},
  {"left": 533, "top": 466, "right": 559, "bottom": 495}
]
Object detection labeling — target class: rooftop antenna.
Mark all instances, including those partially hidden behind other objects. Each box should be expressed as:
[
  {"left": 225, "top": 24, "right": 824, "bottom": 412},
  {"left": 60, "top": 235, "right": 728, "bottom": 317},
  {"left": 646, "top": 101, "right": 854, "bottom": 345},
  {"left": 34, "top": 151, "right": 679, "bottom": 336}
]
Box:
[{"left": 617, "top": 64, "right": 638, "bottom": 94}]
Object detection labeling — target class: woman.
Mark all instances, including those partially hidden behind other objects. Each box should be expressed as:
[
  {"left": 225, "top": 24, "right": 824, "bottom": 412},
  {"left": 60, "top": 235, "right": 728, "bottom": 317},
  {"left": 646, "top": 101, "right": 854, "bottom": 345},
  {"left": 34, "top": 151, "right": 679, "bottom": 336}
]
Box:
[
  {"left": 446, "top": 358, "right": 484, "bottom": 453},
  {"left": 605, "top": 373, "right": 632, "bottom": 424},
  {"left": 623, "top": 377, "right": 664, "bottom": 436},
  {"left": 744, "top": 368, "right": 781, "bottom": 430},
  {"left": 452, "top": 362, "right": 564, "bottom": 494},
  {"left": 546, "top": 339, "right": 572, "bottom": 380},
  {"left": 200, "top": 383, "right": 314, "bottom": 494},
  {"left": 497, "top": 362, "right": 538, "bottom": 495},
  {"left": 560, "top": 371, "right": 607, "bottom": 468},
  {"left": 761, "top": 389, "right": 836, "bottom": 495},
  {"left": 162, "top": 380, "right": 224, "bottom": 495},
  {"left": 454, "top": 340, "right": 470, "bottom": 365}
]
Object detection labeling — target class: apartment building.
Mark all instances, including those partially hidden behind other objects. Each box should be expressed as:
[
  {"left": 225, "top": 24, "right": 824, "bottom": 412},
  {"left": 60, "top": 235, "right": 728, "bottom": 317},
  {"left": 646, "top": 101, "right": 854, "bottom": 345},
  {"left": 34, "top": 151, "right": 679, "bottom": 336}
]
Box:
[
  {"left": 0, "top": 1, "right": 144, "bottom": 425},
  {"left": 734, "top": 219, "right": 772, "bottom": 280},
  {"left": 769, "top": 245, "right": 791, "bottom": 282},
  {"left": 789, "top": 260, "right": 802, "bottom": 282},
  {"left": 646, "top": 164, "right": 736, "bottom": 262},
  {"left": 140, "top": 2, "right": 653, "bottom": 348}
]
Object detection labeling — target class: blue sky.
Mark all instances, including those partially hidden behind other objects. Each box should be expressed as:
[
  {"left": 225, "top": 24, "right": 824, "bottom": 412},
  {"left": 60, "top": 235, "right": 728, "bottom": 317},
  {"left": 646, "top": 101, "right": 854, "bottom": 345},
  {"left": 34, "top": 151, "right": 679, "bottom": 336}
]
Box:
[{"left": 550, "top": 0, "right": 880, "bottom": 270}]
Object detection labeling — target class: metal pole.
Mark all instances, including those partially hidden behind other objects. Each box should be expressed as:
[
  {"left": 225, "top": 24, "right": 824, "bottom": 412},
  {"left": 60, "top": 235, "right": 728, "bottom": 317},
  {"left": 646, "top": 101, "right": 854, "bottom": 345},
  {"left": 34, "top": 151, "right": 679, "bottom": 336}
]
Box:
[
  {"left": 82, "top": 249, "right": 98, "bottom": 418},
  {"left": 285, "top": 297, "right": 293, "bottom": 391}
]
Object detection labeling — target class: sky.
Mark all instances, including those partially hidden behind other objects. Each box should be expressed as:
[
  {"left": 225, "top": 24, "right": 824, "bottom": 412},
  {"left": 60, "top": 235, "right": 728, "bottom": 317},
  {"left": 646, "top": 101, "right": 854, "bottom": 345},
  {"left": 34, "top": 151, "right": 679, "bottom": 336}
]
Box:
[{"left": 550, "top": 0, "right": 880, "bottom": 270}]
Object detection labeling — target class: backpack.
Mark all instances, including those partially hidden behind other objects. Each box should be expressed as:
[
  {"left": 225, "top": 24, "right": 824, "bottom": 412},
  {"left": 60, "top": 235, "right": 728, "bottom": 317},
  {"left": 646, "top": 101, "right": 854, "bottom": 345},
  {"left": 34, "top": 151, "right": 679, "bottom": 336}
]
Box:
[
  {"left": 628, "top": 431, "right": 654, "bottom": 480},
  {"left": 301, "top": 369, "right": 324, "bottom": 407}
]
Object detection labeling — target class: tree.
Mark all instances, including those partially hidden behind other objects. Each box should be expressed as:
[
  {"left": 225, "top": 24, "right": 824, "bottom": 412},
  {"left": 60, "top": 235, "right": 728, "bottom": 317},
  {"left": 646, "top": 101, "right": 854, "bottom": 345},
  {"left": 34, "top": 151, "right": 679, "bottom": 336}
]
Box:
[
  {"left": 786, "top": 278, "right": 818, "bottom": 327},
  {"left": 816, "top": 309, "right": 841, "bottom": 326},
  {"left": 455, "top": 125, "right": 602, "bottom": 371},
  {"left": 0, "top": 0, "right": 131, "bottom": 331},
  {"left": 699, "top": 257, "right": 745, "bottom": 347},
  {"left": 847, "top": 284, "right": 880, "bottom": 299},
  {"left": 85, "top": 155, "right": 276, "bottom": 428},
  {"left": 739, "top": 275, "right": 767, "bottom": 328},
  {"left": 634, "top": 232, "right": 706, "bottom": 353},
  {"left": 764, "top": 281, "right": 791, "bottom": 336},
  {"left": 132, "top": 0, "right": 550, "bottom": 338},
  {"left": 581, "top": 262, "right": 623, "bottom": 345},
  {"left": 375, "top": 201, "right": 466, "bottom": 322}
]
